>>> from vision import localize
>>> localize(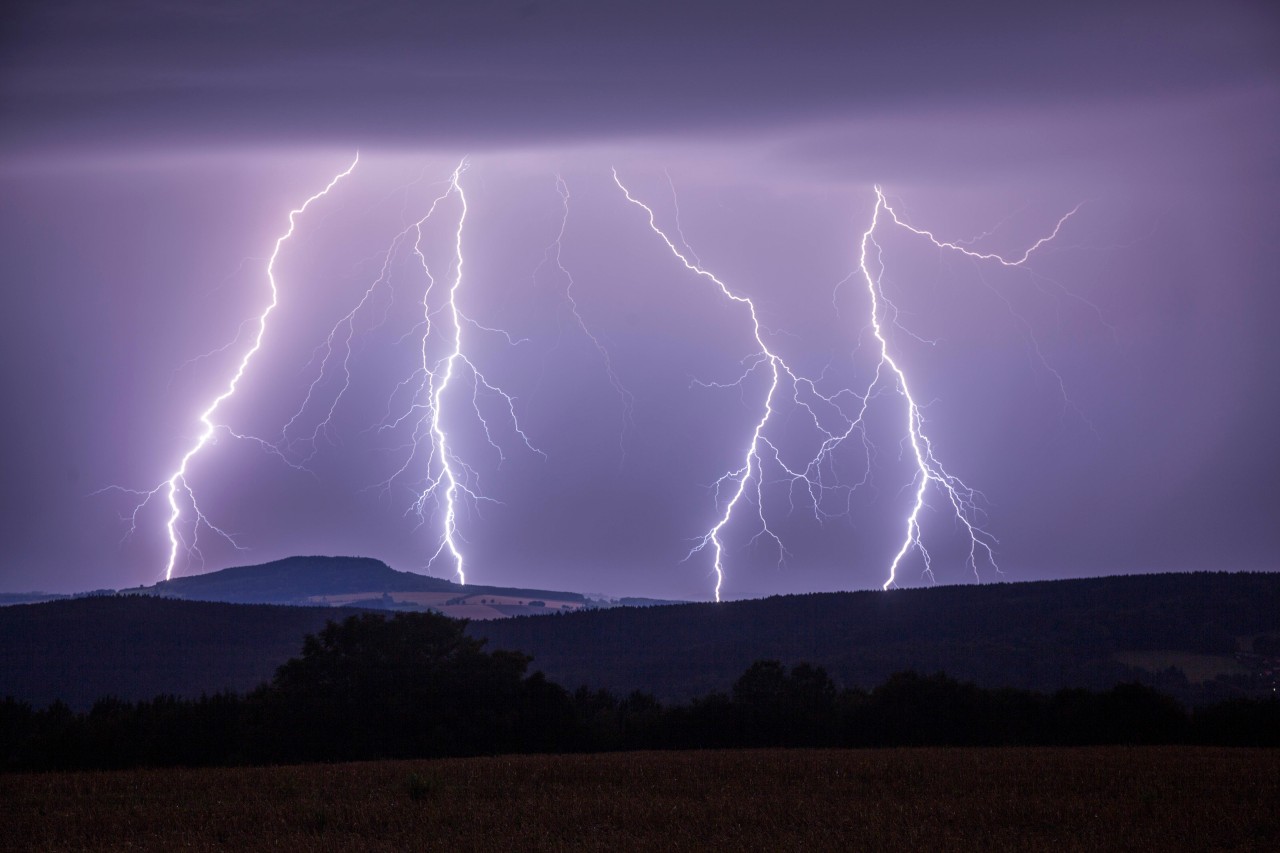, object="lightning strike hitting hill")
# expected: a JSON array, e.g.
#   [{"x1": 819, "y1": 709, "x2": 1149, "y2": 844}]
[
  {"x1": 253, "y1": 160, "x2": 541, "y2": 586},
  {"x1": 857, "y1": 187, "x2": 1080, "y2": 589},
  {"x1": 117, "y1": 156, "x2": 358, "y2": 581},
  {"x1": 376, "y1": 160, "x2": 543, "y2": 585}
]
